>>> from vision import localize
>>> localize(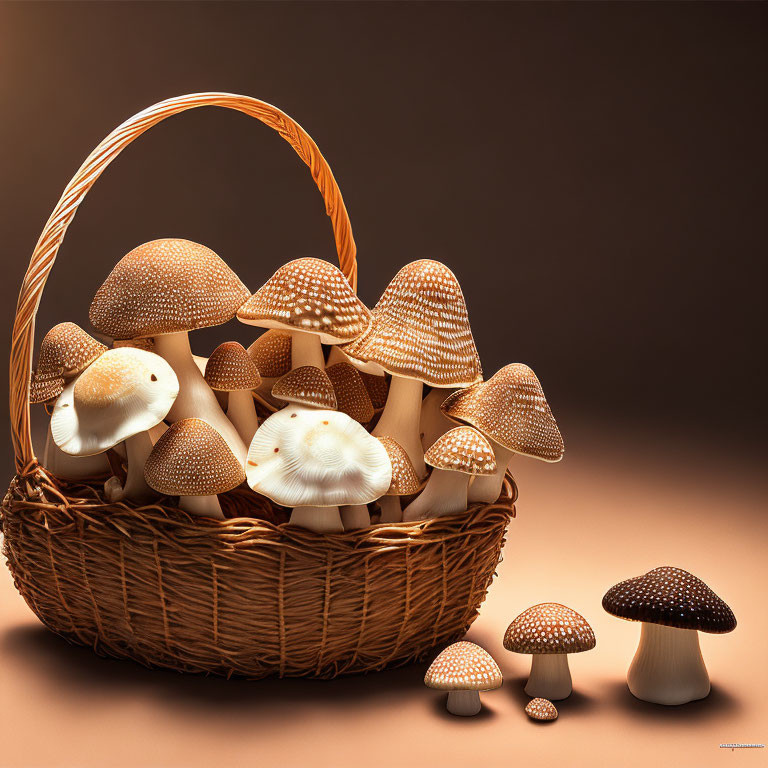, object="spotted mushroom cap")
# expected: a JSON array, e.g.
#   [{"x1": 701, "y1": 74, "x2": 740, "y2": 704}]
[
  {"x1": 89, "y1": 239, "x2": 251, "y2": 340},
  {"x1": 360, "y1": 371, "x2": 389, "y2": 409},
  {"x1": 341, "y1": 260, "x2": 482, "y2": 387},
  {"x1": 326, "y1": 363, "x2": 374, "y2": 423},
  {"x1": 504, "y1": 603, "x2": 596, "y2": 655},
  {"x1": 247, "y1": 330, "x2": 292, "y2": 378},
  {"x1": 236, "y1": 258, "x2": 370, "y2": 344},
  {"x1": 602, "y1": 566, "x2": 736, "y2": 633},
  {"x1": 272, "y1": 366, "x2": 337, "y2": 410},
  {"x1": 30, "y1": 374, "x2": 65, "y2": 405},
  {"x1": 377, "y1": 436, "x2": 420, "y2": 496},
  {"x1": 424, "y1": 426, "x2": 497, "y2": 476},
  {"x1": 424, "y1": 641, "x2": 502, "y2": 692},
  {"x1": 144, "y1": 418, "x2": 245, "y2": 497},
  {"x1": 525, "y1": 698, "x2": 558, "y2": 721},
  {"x1": 204, "y1": 342, "x2": 262, "y2": 392},
  {"x1": 32, "y1": 322, "x2": 107, "y2": 386},
  {"x1": 442, "y1": 363, "x2": 564, "y2": 463}
]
